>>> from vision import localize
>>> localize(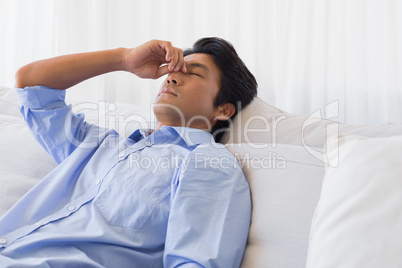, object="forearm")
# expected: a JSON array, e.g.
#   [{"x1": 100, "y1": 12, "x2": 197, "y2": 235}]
[
  {"x1": 15, "y1": 48, "x2": 128, "y2": 90},
  {"x1": 15, "y1": 39, "x2": 186, "y2": 89}
]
